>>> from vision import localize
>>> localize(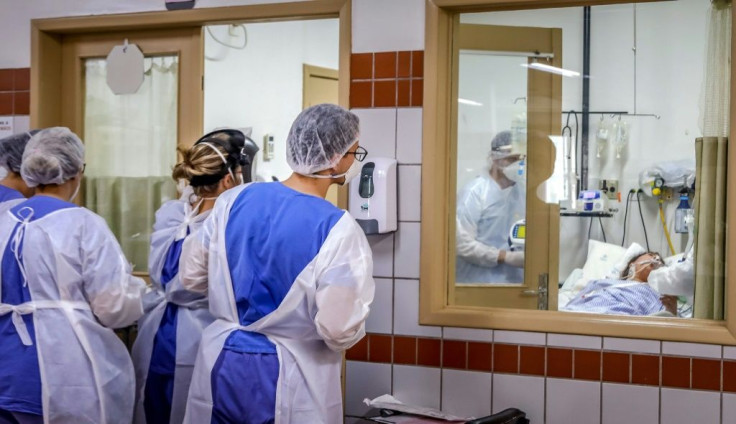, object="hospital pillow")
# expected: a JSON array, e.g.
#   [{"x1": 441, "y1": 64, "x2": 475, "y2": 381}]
[
  {"x1": 574, "y1": 240, "x2": 628, "y2": 293},
  {"x1": 606, "y1": 242, "x2": 646, "y2": 280}
]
